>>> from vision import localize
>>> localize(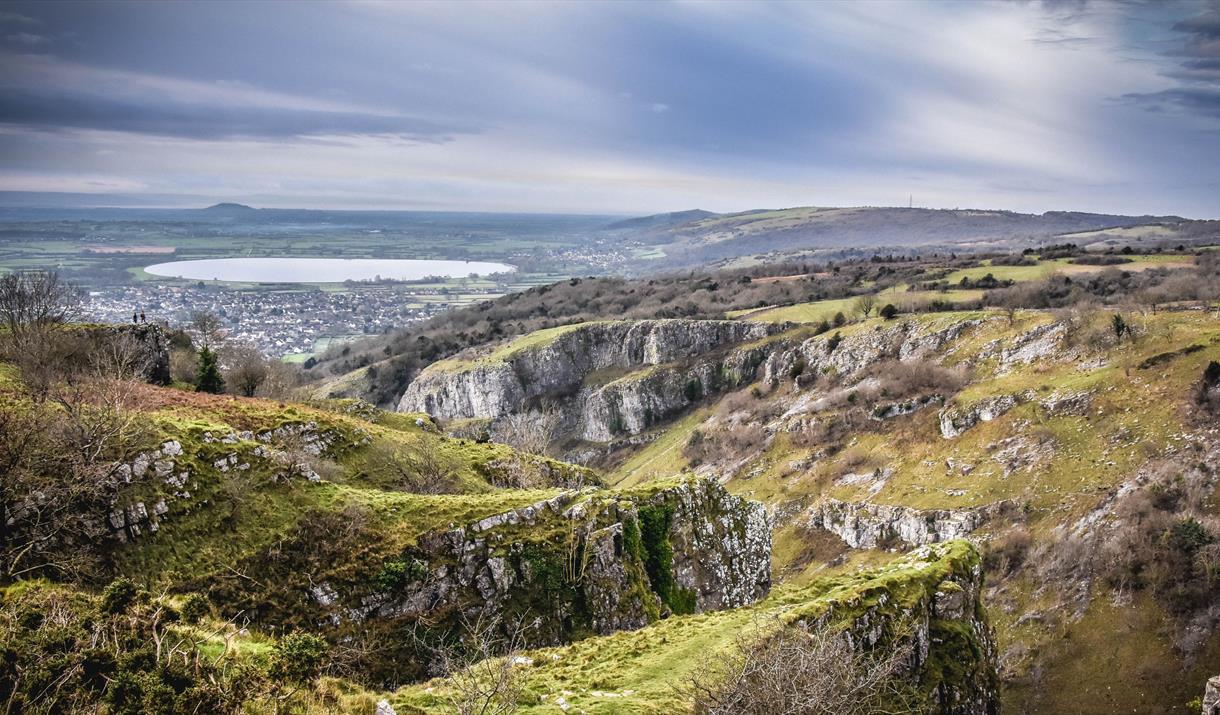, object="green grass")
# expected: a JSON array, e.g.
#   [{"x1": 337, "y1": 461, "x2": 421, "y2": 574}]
[
  {"x1": 388, "y1": 541, "x2": 982, "y2": 714},
  {"x1": 940, "y1": 255, "x2": 1193, "y2": 285},
  {"x1": 734, "y1": 287, "x2": 985, "y2": 324},
  {"x1": 607, "y1": 409, "x2": 709, "y2": 487},
  {"x1": 427, "y1": 321, "x2": 612, "y2": 373}
]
